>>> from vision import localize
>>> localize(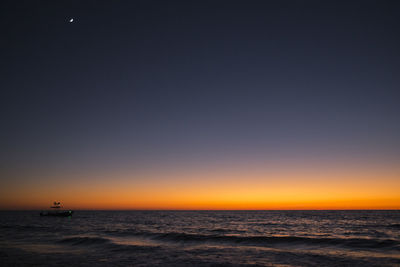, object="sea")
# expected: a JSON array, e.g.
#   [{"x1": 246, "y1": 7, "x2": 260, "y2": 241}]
[{"x1": 0, "y1": 210, "x2": 399, "y2": 266}]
